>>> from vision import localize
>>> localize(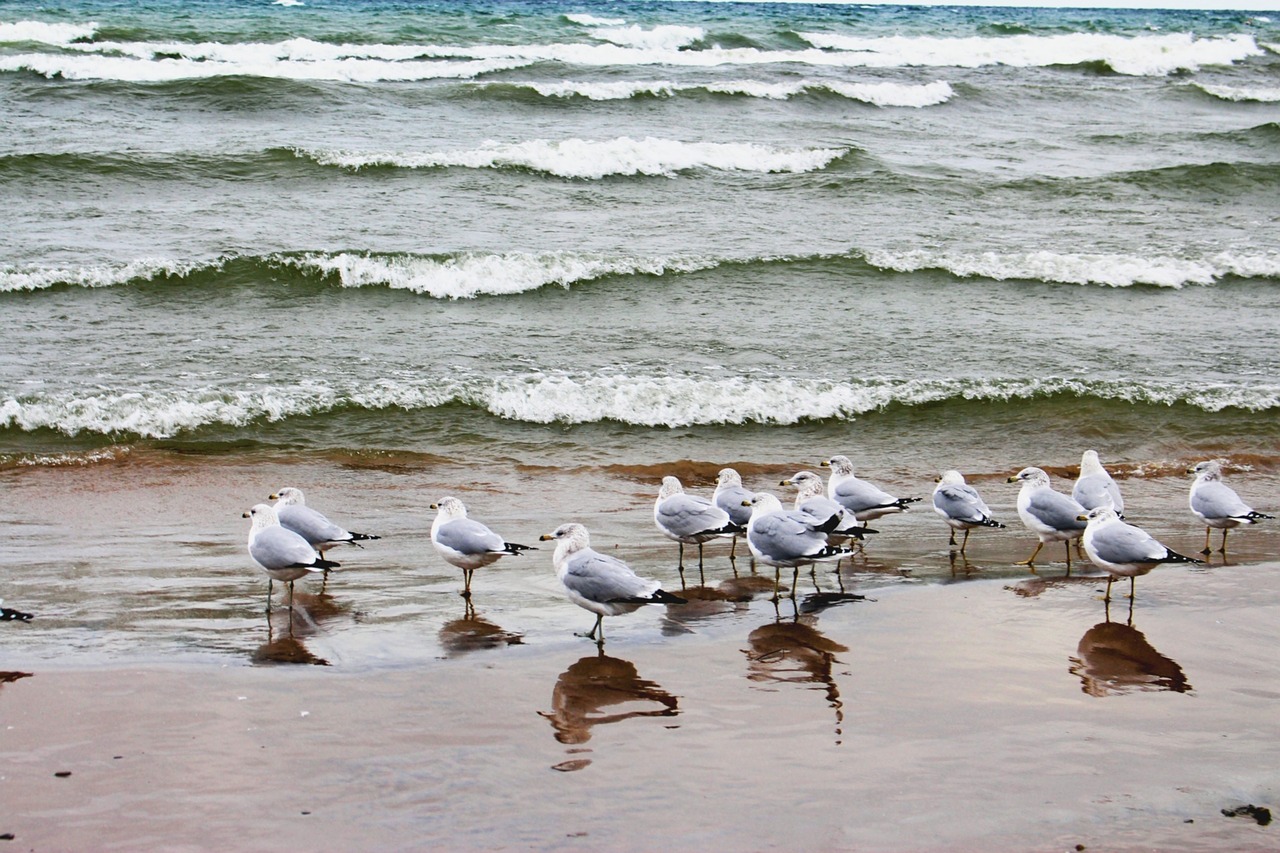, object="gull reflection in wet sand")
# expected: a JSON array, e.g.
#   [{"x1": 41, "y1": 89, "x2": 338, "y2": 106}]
[
  {"x1": 250, "y1": 592, "x2": 336, "y2": 666},
  {"x1": 439, "y1": 600, "x2": 524, "y2": 656},
  {"x1": 1069, "y1": 603, "x2": 1191, "y2": 697},
  {"x1": 540, "y1": 648, "x2": 678, "y2": 772},
  {"x1": 745, "y1": 605, "x2": 850, "y2": 744}
]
